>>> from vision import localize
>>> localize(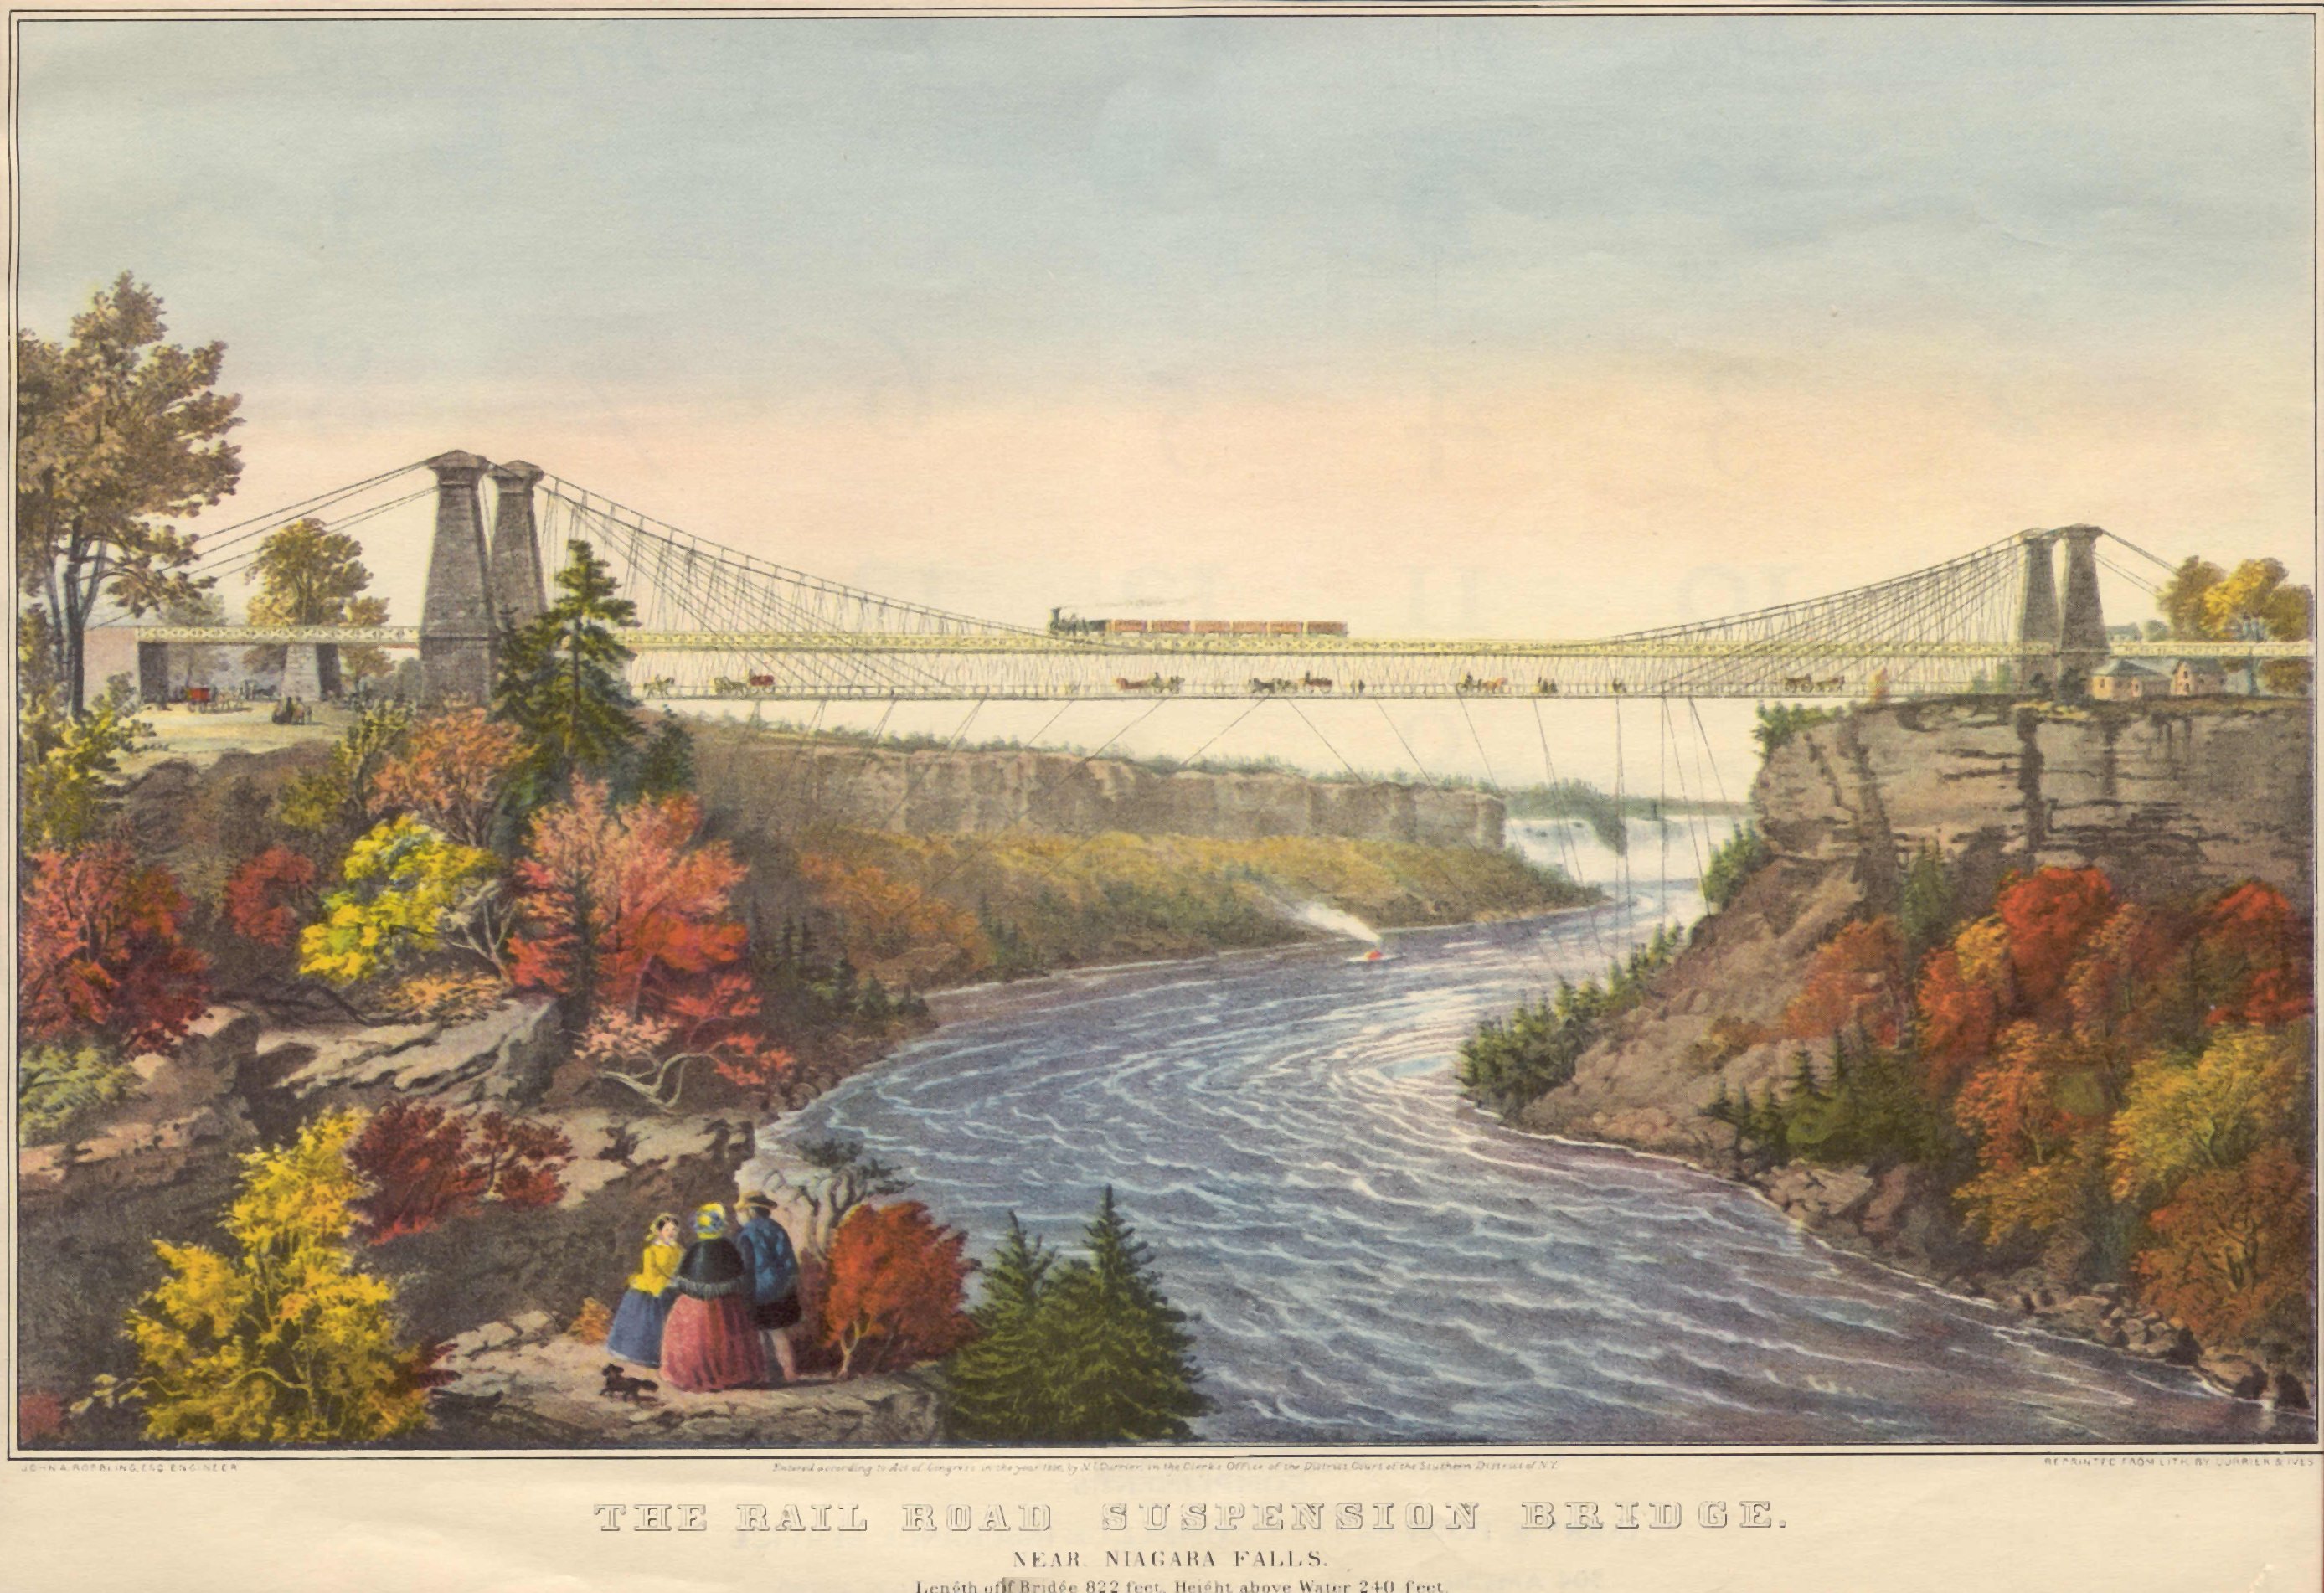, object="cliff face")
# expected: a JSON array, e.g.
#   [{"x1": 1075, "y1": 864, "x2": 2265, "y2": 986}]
[
  {"x1": 689, "y1": 723, "x2": 1505, "y2": 848},
  {"x1": 1519, "y1": 699, "x2": 2314, "y2": 1157}
]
